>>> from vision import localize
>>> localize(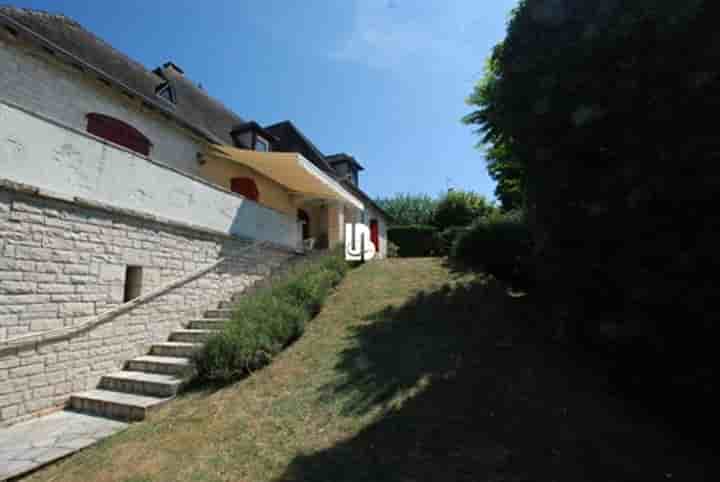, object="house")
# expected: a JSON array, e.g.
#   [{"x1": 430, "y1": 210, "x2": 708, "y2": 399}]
[
  {"x1": 0, "y1": 6, "x2": 388, "y2": 256},
  {"x1": 0, "y1": 7, "x2": 388, "y2": 428}
]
